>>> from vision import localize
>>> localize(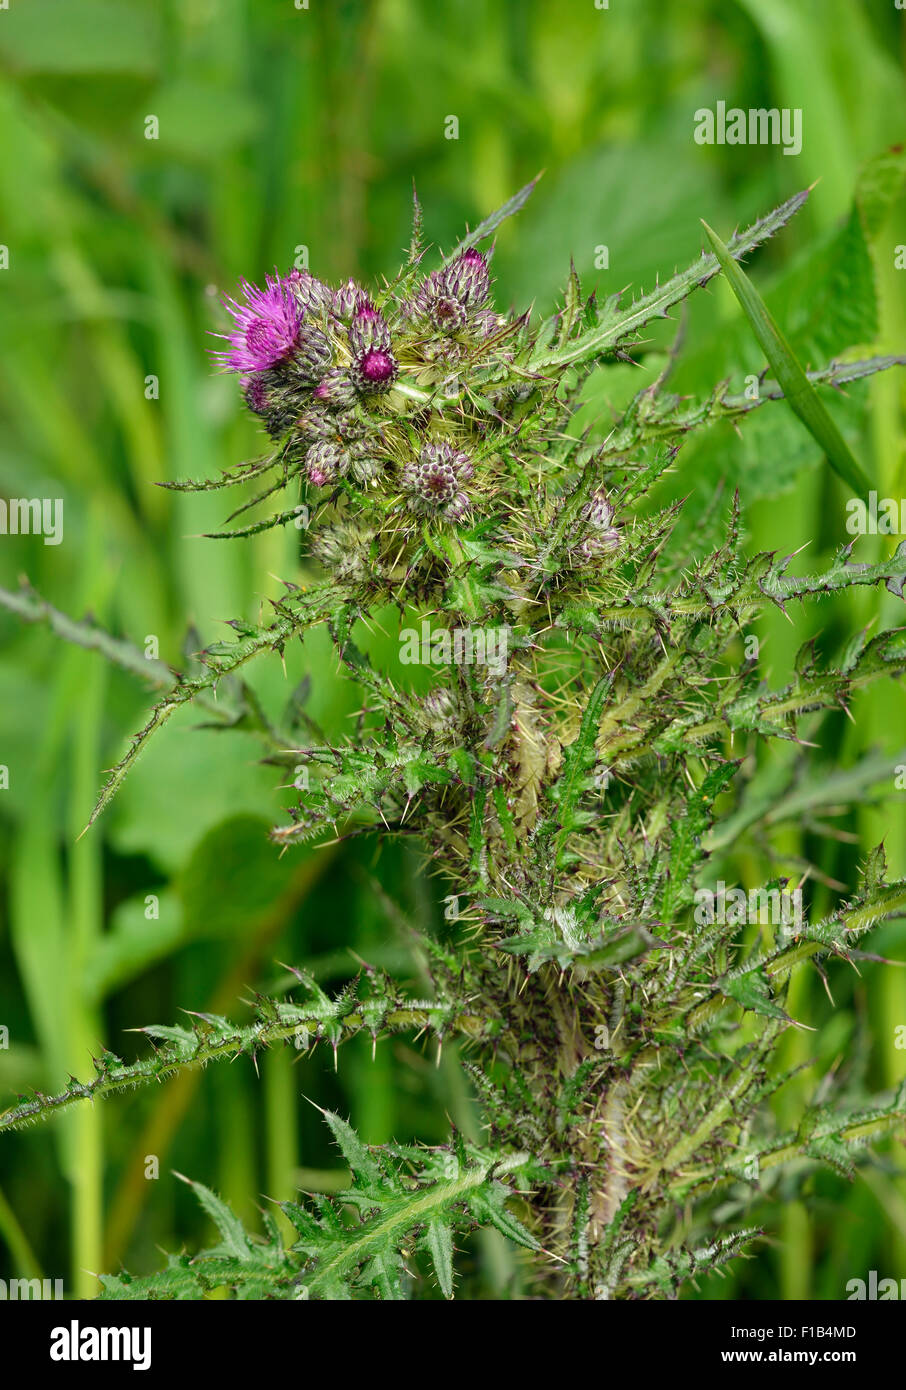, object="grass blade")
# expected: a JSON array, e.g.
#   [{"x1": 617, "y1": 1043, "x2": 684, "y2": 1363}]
[{"x1": 701, "y1": 219, "x2": 871, "y2": 495}]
